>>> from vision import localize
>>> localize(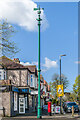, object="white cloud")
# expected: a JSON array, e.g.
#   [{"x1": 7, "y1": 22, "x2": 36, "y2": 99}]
[
  {"x1": 32, "y1": 61, "x2": 38, "y2": 66},
  {"x1": 43, "y1": 57, "x2": 58, "y2": 69},
  {"x1": 20, "y1": 57, "x2": 58, "y2": 72},
  {"x1": 20, "y1": 61, "x2": 38, "y2": 66},
  {"x1": 20, "y1": 61, "x2": 31, "y2": 66},
  {"x1": 0, "y1": 0, "x2": 48, "y2": 31}
]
